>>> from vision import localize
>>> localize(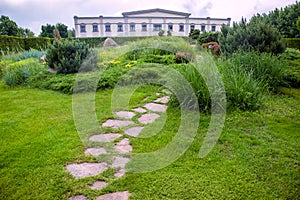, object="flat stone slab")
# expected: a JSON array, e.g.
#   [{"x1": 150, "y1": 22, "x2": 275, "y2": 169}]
[
  {"x1": 66, "y1": 162, "x2": 108, "y2": 179},
  {"x1": 144, "y1": 103, "x2": 167, "y2": 112},
  {"x1": 138, "y1": 113, "x2": 160, "y2": 124},
  {"x1": 115, "y1": 111, "x2": 135, "y2": 119},
  {"x1": 132, "y1": 107, "x2": 147, "y2": 113},
  {"x1": 162, "y1": 89, "x2": 172, "y2": 94},
  {"x1": 114, "y1": 169, "x2": 126, "y2": 178},
  {"x1": 89, "y1": 133, "x2": 122, "y2": 142},
  {"x1": 114, "y1": 138, "x2": 132, "y2": 153},
  {"x1": 84, "y1": 147, "x2": 107, "y2": 156},
  {"x1": 154, "y1": 96, "x2": 170, "y2": 104},
  {"x1": 69, "y1": 195, "x2": 88, "y2": 200},
  {"x1": 96, "y1": 191, "x2": 130, "y2": 200},
  {"x1": 90, "y1": 181, "x2": 108, "y2": 190},
  {"x1": 111, "y1": 156, "x2": 130, "y2": 169},
  {"x1": 102, "y1": 119, "x2": 134, "y2": 128},
  {"x1": 125, "y1": 126, "x2": 144, "y2": 137}
]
